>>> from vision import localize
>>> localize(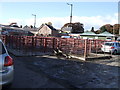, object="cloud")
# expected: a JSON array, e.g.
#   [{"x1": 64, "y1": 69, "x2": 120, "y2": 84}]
[
  {"x1": 4, "y1": 13, "x2": 118, "y2": 31},
  {"x1": 37, "y1": 17, "x2": 70, "y2": 28},
  {"x1": 72, "y1": 14, "x2": 117, "y2": 30}
]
